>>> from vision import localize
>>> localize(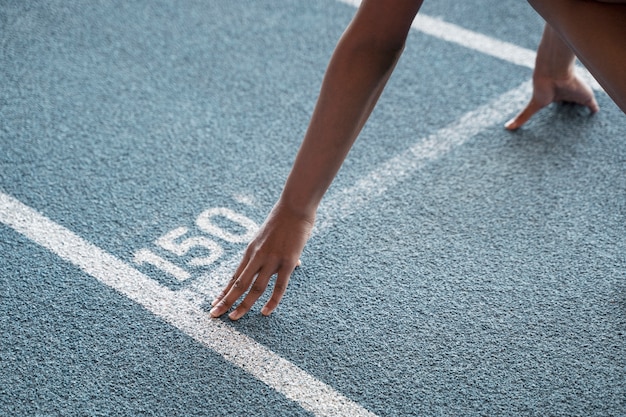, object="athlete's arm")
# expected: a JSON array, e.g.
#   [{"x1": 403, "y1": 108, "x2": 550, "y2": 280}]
[{"x1": 210, "y1": 0, "x2": 424, "y2": 320}]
